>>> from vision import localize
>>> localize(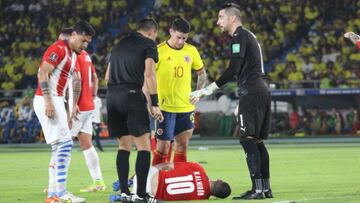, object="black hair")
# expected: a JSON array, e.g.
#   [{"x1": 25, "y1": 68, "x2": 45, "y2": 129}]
[
  {"x1": 73, "y1": 20, "x2": 95, "y2": 36},
  {"x1": 170, "y1": 17, "x2": 190, "y2": 33},
  {"x1": 60, "y1": 27, "x2": 73, "y2": 35},
  {"x1": 137, "y1": 17, "x2": 158, "y2": 31},
  {"x1": 221, "y1": 1, "x2": 241, "y2": 10},
  {"x1": 212, "y1": 180, "x2": 231, "y2": 199}
]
